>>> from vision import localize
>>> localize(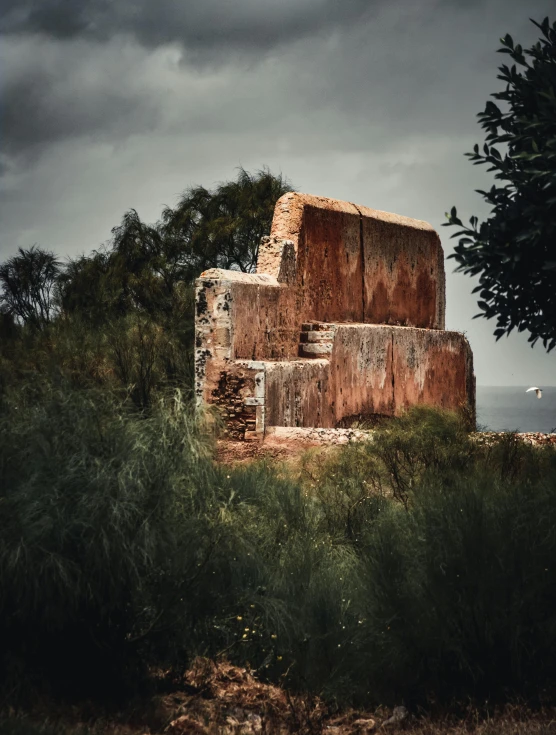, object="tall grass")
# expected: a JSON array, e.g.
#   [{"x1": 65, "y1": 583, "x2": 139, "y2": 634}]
[
  {"x1": 0, "y1": 383, "x2": 212, "y2": 699},
  {"x1": 2, "y1": 394, "x2": 556, "y2": 709},
  {"x1": 0, "y1": 305, "x2": 195, "y2": 410}
]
